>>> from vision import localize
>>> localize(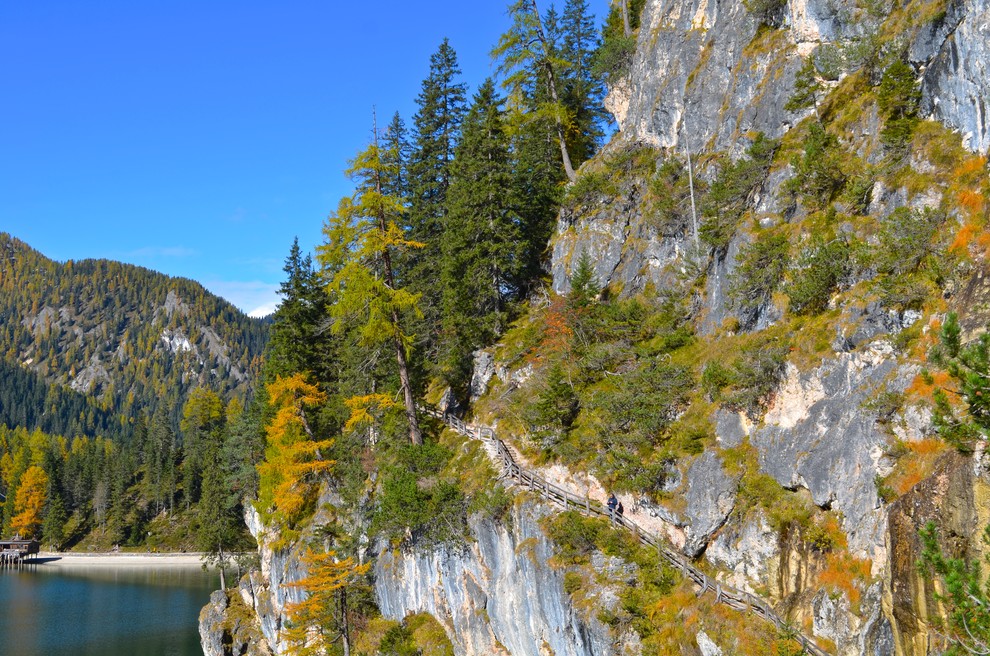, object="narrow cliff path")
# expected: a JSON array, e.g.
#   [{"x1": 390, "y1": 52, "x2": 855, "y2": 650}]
[{"x1": 423, "y1": 407, "x2": 831, "y2": 656}]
